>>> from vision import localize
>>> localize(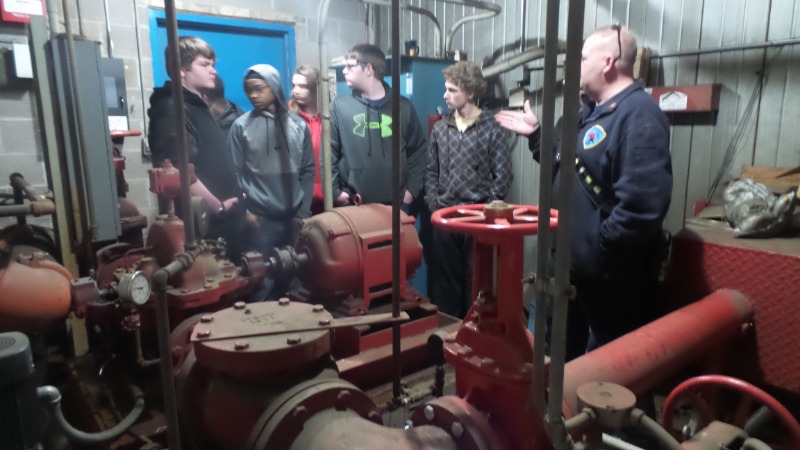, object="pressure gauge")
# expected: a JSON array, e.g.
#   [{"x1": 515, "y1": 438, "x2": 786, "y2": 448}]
[{"x1": 118, "y1": 271, "x2": 152, "y2": 306}]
